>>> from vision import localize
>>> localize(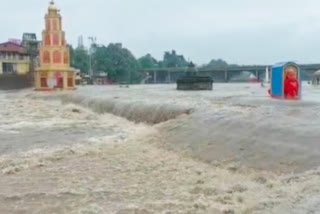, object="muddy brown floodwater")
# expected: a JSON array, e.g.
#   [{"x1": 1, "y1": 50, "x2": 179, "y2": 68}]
[{"x1": 0, "y1": 84, "x2": 320, "y2": 214}]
